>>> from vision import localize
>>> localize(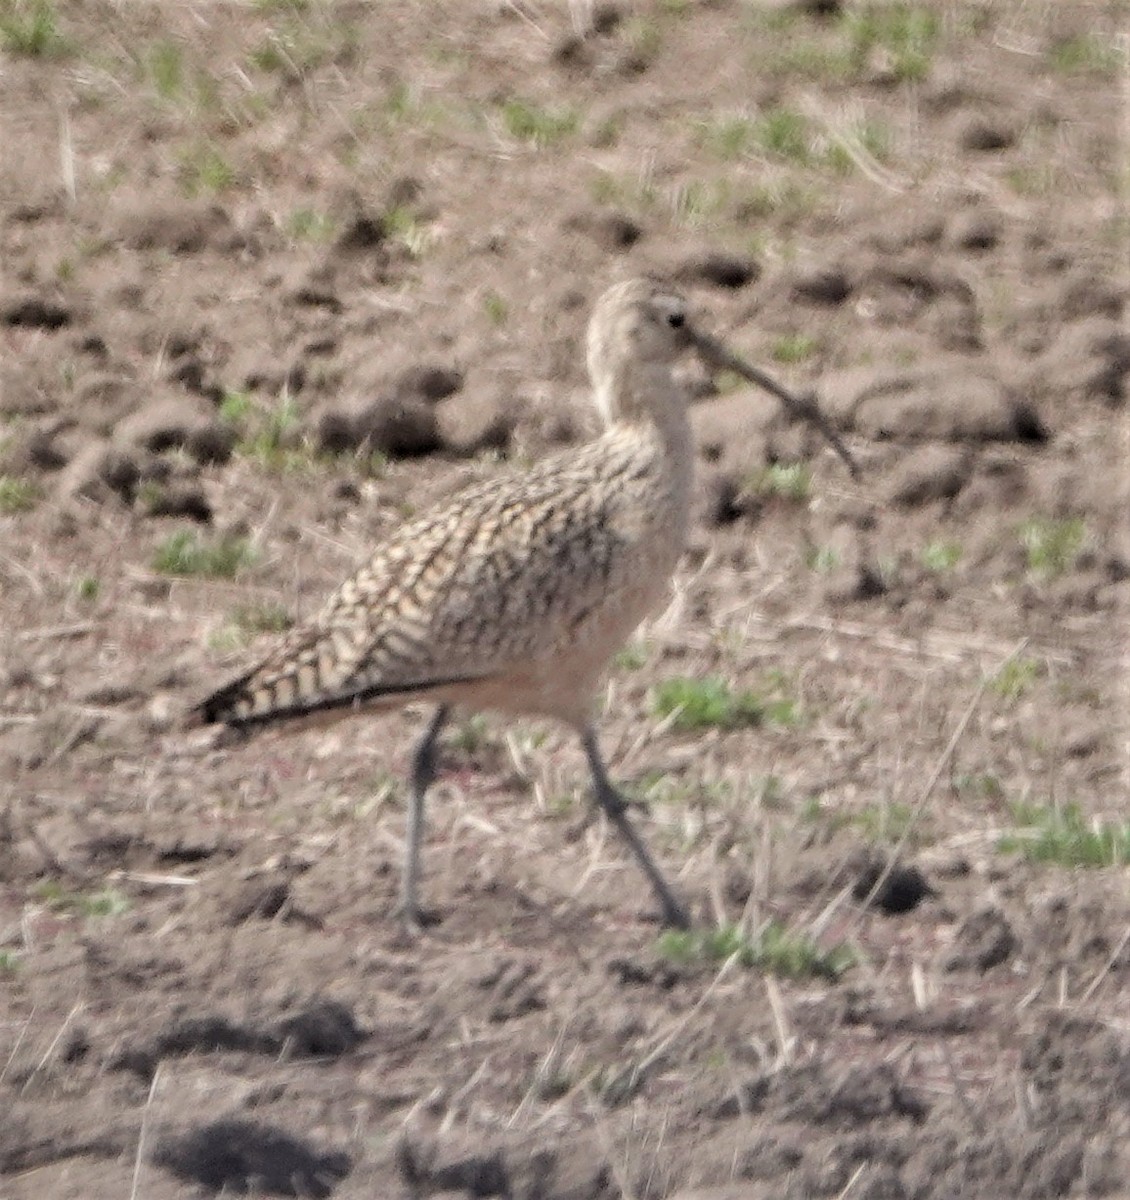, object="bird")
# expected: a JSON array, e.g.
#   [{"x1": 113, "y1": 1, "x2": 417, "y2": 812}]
[{"x1": 192, "y1": 276, "x2": 858, "y2": 932}]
